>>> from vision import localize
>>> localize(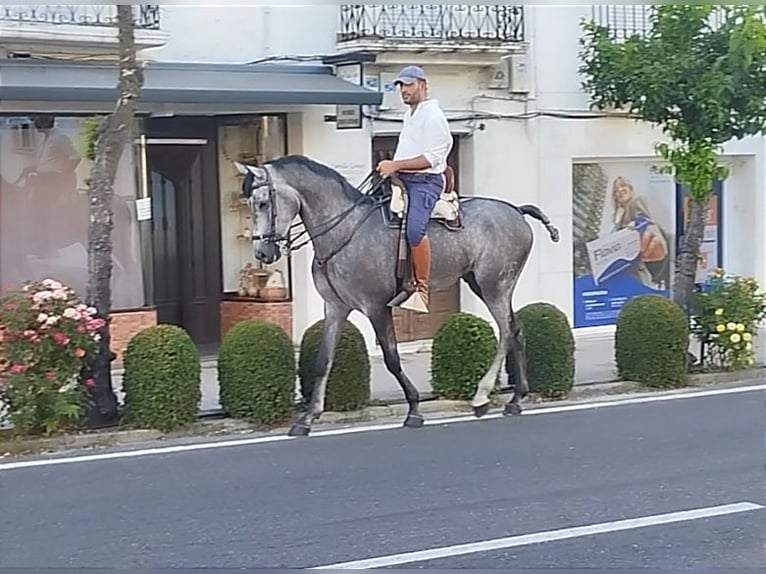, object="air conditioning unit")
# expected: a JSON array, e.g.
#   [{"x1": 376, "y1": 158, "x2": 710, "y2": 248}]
[{"x1": 487, "y1": 53, "x2": 530, "y2": 94}]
